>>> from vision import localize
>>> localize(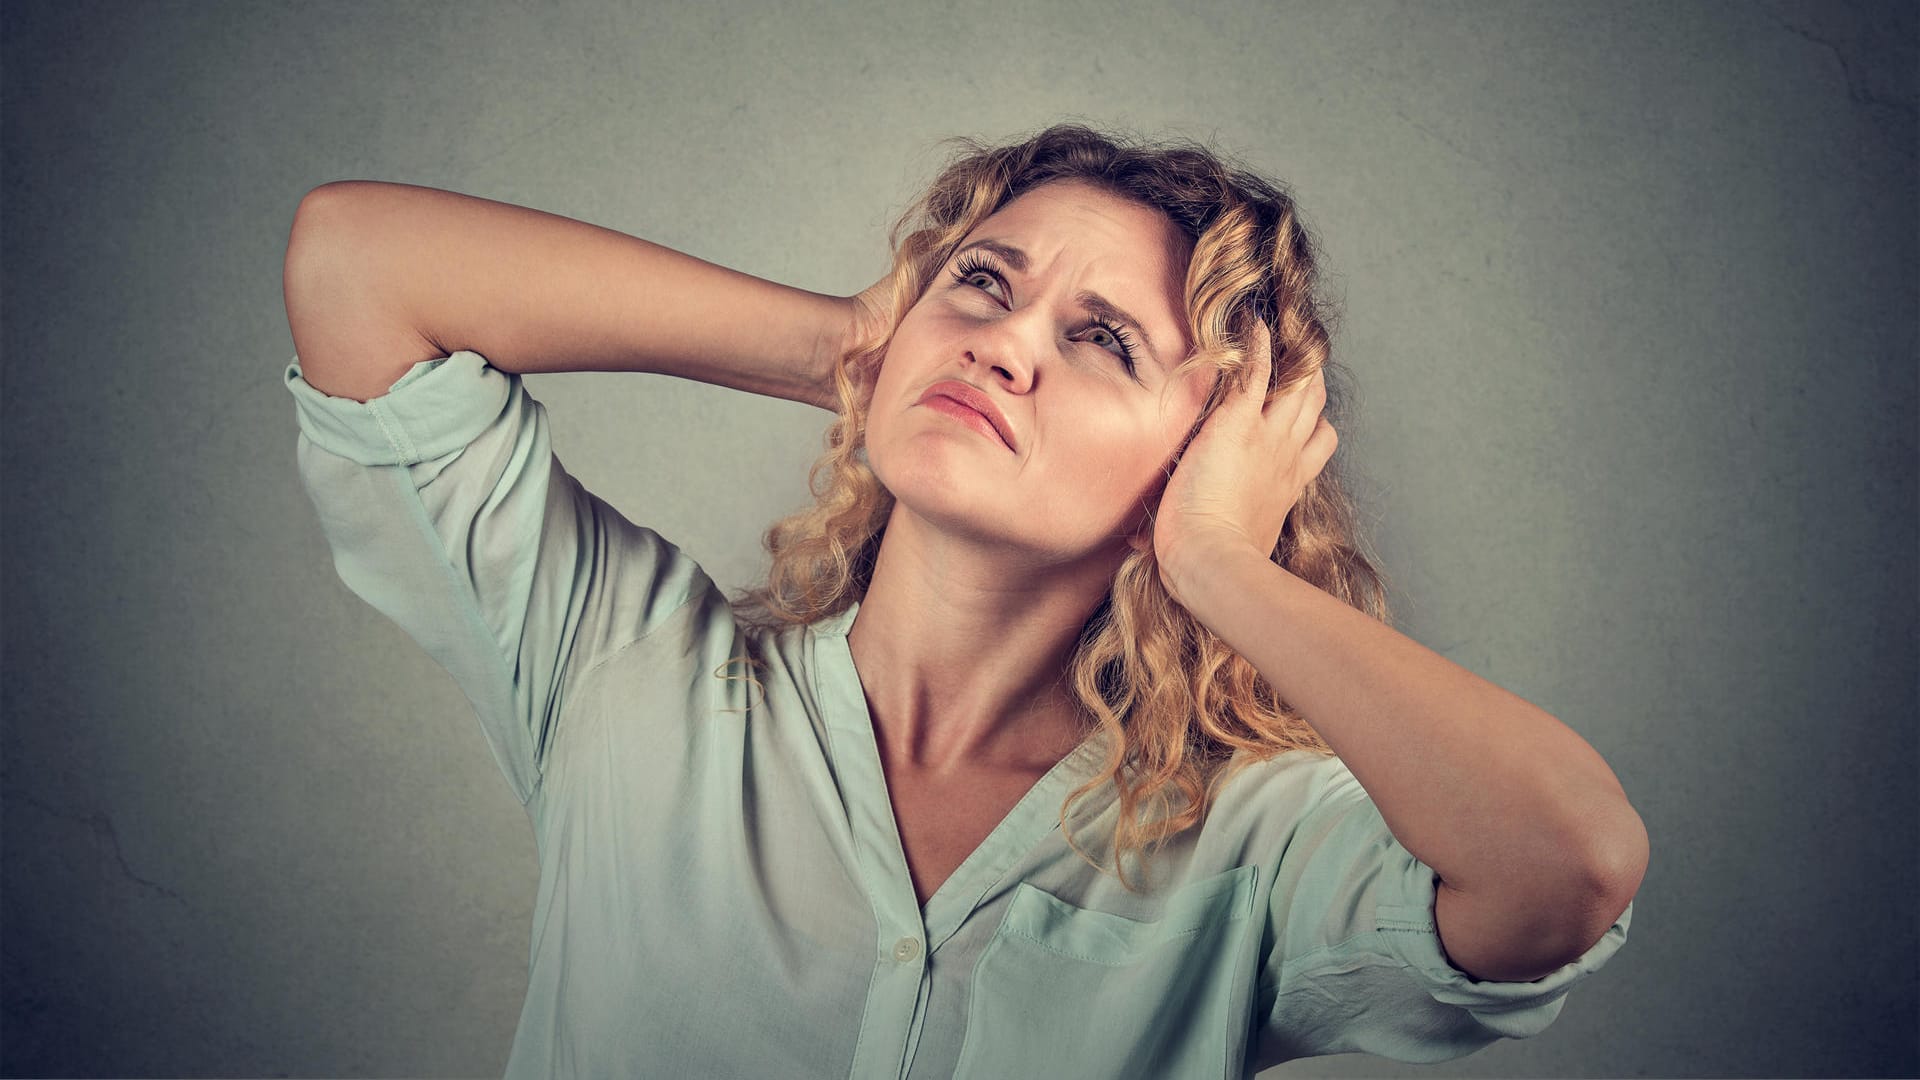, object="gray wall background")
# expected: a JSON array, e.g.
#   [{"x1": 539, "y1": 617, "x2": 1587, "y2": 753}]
[{"x1": 3, "y1": 0, "x2": 1913, "y2": 1076}]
